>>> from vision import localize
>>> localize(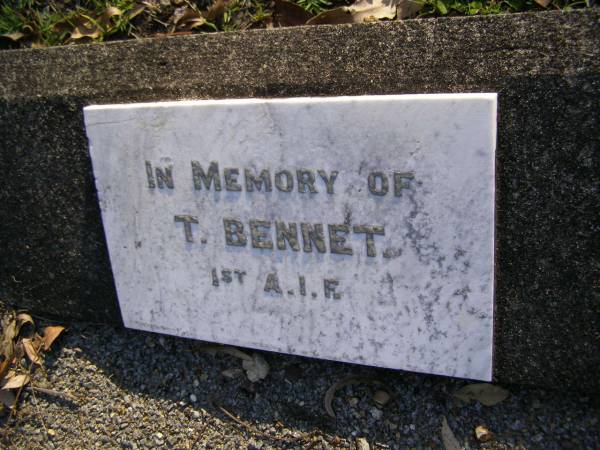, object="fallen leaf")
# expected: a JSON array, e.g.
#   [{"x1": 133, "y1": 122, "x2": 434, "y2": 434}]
[
  {"x1": 306, "y1": 7, "x2": 354, "y2": 25},
  {"x1": 0, "y1": 315, "x2": 17, "y2": 359},
  {"x1": 42, "y1": 326, "x2": 65, "y2": 351},
  {"x1": 13, "y1": 340, "x2": 24, "y2": 363},
  {"x1": 0, "y1": 359, "x2": 11, "y2": 381},
  {"x1": 1, "y1": 374, "x2": 30, "y2": 390},
  {"x1": 173, "y1": 7, "x2": 206, "y2": 31},
  {"x1": 1, "y1": 31, "x2": 25, "y2": 42},
  {"x1": 441, "y1": 417, "x2": 462, "y2": 450},
  {"x1": 126, "y1": 4, "x2": 147, "y2": 20},
  {"x1": 51, "y1": 20, "x2": 72, "y2": 34},
  {"x1": 98, "y1": 6, "x2": 123, "y2": 28},
  {"x1": 395, "y1": 0, "x2": 424, "y2": 19},
  {"x1": 242, "y1": 352, "x2": 269, "y2": 382},
  {"x1": 356, "y1": 437, "x2": 370, "y2": 450},
  {"x1": 0, "y1": 389, "x2": 16, "y2": 408},
  {"x1": 200, "y1": 344, "x2": 253, "y2": 361},
  {"x1": 534, "y1": 0, "x2": 551, "y2": 6},
  {"x1": 204, "y1": 0, "x2": 227, "y2": 22},
  {"x1": 31, "y1": 333, "x2": 43, "y2": 352},
  {"x1": 141, "y1": 0, "x2": 161, "y2": 13},
  {"x1": 274, "y1": 0, "x2": 313, "y2": 26},
  {"x1": 221, "y1": 368, "x2": 244, "y2": 379},
  {"x1": 307, "y1": 0, "x2": 422, "y2": 25},
  {"x1": 16, "y1": 313, "x2": 34, "y2": 332},
  {"x1": 22, "y1": 338, "x2": 42, "y2": 365},
  {"x1": 70, "y1": 14, "x2": 102, "y2": 40},
  {"x1": 454, "y1": 383, "x2": 509, "y2": 406},
  {"x1": 28, "y1": 386, "x2": 78, "y2": 403},
  {"x1": 324, "y1": 376, "x2": 392, "y2": 418},
  {"x1": 475, "y1": 425, "x2": 493, "y2": 442}
]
